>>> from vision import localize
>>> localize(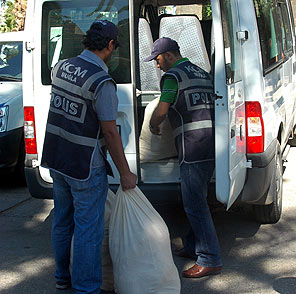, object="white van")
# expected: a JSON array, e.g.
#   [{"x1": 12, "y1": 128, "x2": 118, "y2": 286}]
[
  {"x1": 23, "y1": 0, "x2": 296, "y2": 224},
  {"x1": 0, "y1": 31, "x2": 26, "y2": 182}
]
